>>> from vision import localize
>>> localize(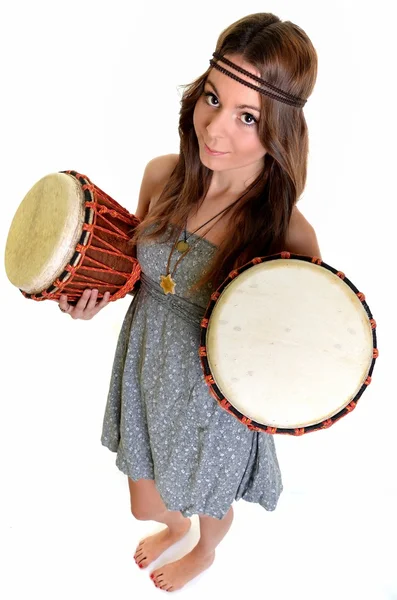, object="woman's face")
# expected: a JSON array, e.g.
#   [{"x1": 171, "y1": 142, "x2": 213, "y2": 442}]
[{"x1": 193, "y1": 54, "x2": 267, "y2": 174}]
